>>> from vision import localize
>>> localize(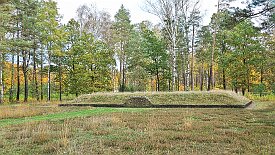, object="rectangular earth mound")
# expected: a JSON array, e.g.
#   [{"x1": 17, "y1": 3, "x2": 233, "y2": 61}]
[
  {"x1": 59, "y1": 101, "x2": 253, "y2": 108},
  {"x1": 60, "y1": 91, "x2": 252, "y2": 108}
]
